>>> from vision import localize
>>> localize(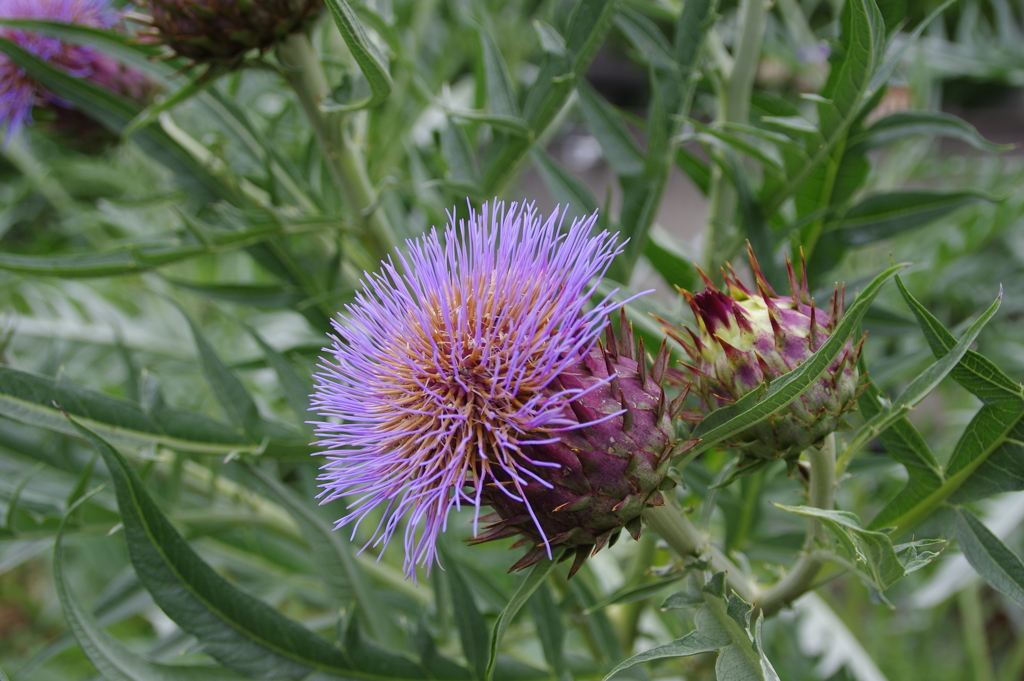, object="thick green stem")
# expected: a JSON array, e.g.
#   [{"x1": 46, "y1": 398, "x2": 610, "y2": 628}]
[
  {"x1": 758, "y1": 434, "x2": 837, "y2": 616},
  {"x1": 961, "y1": 582, "x2": 997, "y2": 681},
  {"x1": 644, "y1": 499, "x2": 759, "y2": 604},
  {"x1": 702, "y1": 0, "x2": 766, "y2": 274},
  {"x1": 277, "y1": 33, "x2": 397, "y2": 260}
]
